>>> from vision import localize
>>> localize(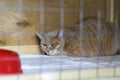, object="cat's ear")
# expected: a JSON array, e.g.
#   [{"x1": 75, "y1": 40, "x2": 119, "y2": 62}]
[
  {"x1": 36, "y1": 32, "x2": 44, "y2": 40},
  {"x1": 55, "y1": 29, "x2": 64, "y2": 38},
  {"x1": 55, "y1": 32, "x2": 59, "y2": 38}
]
